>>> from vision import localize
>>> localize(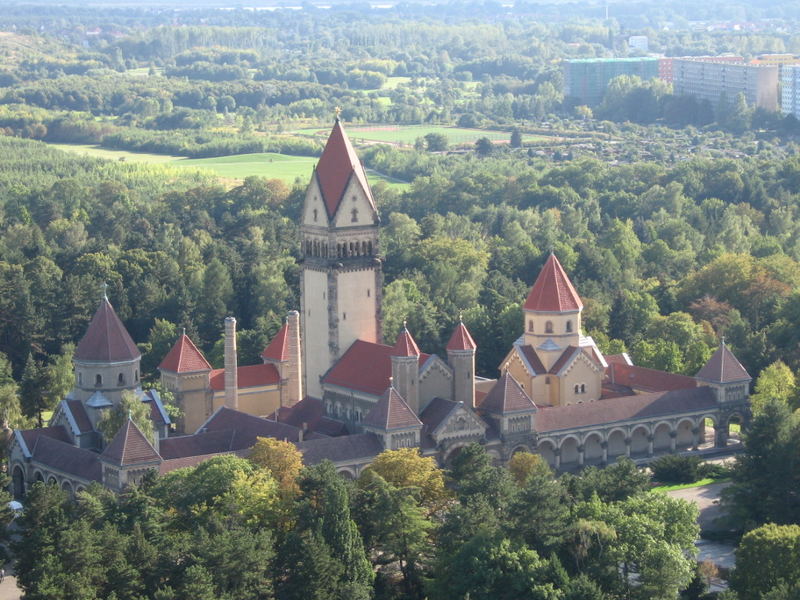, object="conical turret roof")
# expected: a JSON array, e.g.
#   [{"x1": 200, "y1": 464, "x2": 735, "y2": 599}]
[
  {"x1": 446, "y1": 321, "x2": 477, "y2": 352},
  {"x1": 314, "y1": 119, "x2": 374, "y2": 219},
  {"x1": 100, "y1": 418, "x2": 160, "y2": 467},
  {"x1": 159, "y1": 333, "x2": 212, "y2": 373},
  {"x1": 696, "y1": 341, "x2": 751, "y2": 383},
  {"x1": 393, "y1": 326, "x2": 420, "y2": 357},
  {"x1": 261, "y1": 322, "x2": 289, "y2": 363},
  {"x1": 524, "y1": 253, "x2": 583, "y2": 312},
  {"x1": 363, "y1": 386, "x2": 422, "y2": 431},
  {"x1": 75, "y1": 297, "x2": 140, "y2": 363}
]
